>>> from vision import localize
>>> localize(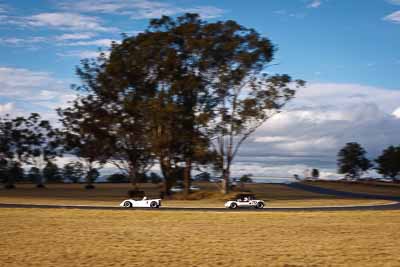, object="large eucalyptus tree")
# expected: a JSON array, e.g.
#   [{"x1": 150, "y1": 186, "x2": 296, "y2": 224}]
[{"x1": 61, "y1": 13, "x2": 304, "y2": 195}]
